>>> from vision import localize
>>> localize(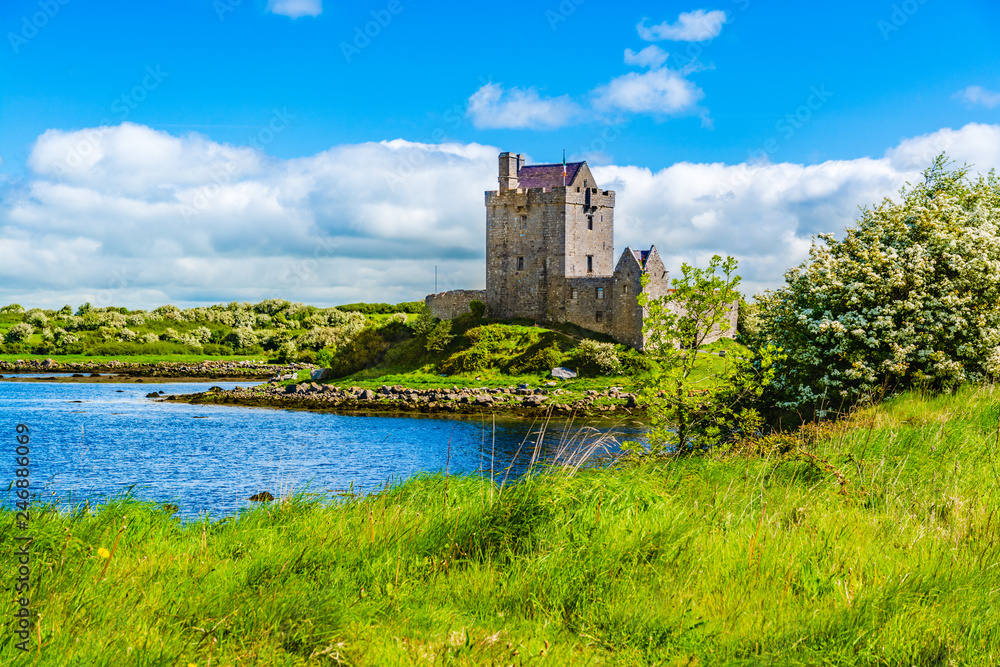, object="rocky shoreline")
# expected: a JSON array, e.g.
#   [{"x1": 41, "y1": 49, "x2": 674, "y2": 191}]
[
  {"x1": 172, "y1": 381, "x2": 645, "y2": 420},
  {"x1": 0, "y1": 358, "x2": 309, "y2": 380}
]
